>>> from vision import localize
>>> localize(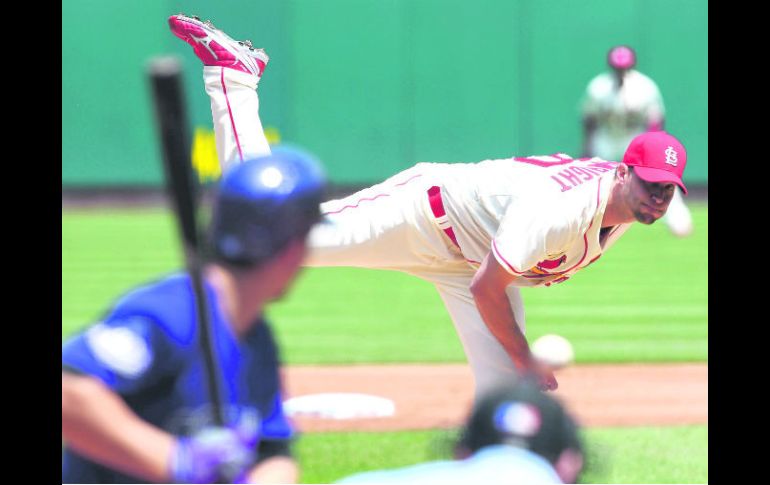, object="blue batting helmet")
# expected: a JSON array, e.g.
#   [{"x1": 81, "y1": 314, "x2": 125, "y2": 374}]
[{"x1": 207, "y1": 146, "x2": 327, "y2": 267}]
